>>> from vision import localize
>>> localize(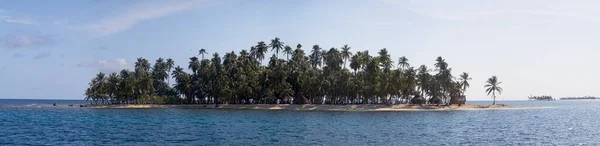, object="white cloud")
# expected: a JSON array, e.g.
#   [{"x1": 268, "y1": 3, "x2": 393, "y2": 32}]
[
  {"x1": 87, "y1": 0, "x2": 203, "y2": 37},
  {"x1": 415, "y1": 9, "x2": 600, "y2": 22},
  {"x1": 77, "y1": 58, "x2": 132, "y2": 72},
  {"x1": 0, "y1": 15, "x2": 36, "y2": 25},
  {"x1": 1, "y1": 34, "x2": 55, "y2": 49}
]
